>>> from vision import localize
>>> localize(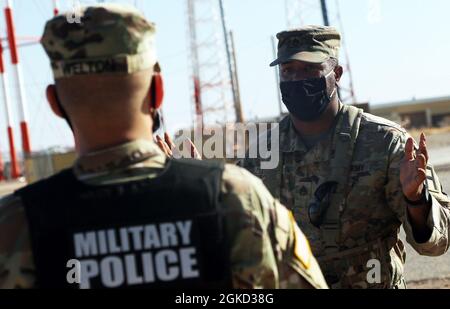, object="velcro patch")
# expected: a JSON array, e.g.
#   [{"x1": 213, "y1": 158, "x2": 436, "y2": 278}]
[{"x1": 289, "y1": 212, "x2": 312, "y2": 269}]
